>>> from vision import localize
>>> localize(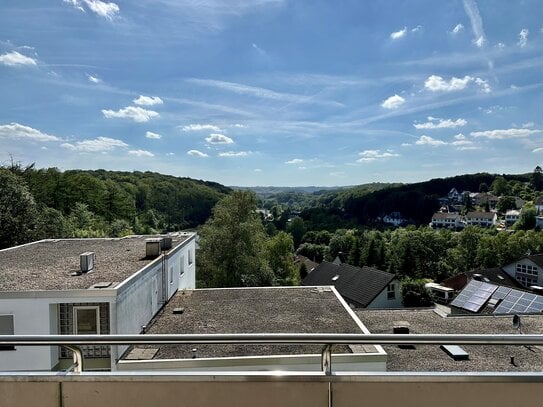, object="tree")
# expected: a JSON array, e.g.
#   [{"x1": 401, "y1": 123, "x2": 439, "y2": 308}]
[
  {"x1": 491, "y1": 176, "x2": 509, "y2": 196},
  {"x1": 287, "y1": 216, "x2": 306, "y2": 249},
  {"x1": 0, "y1": 169, "x2": 38, "y2": 249},
  {"x1": 401, "y1": 279, "x2": 434, "y2": 307},
  {"x1": 496, "y1": 196, "x2": 517, "y2": 214},
  {"x1": 515, "y1": 206, "x2": 537, "y2": 230},
  {"x1": 532, "y1": 166, "x2": 543, "y2": 191},
  {"x1": 198, "y1": 191, "x2": 272, "y2": 287},
  {"x1": 266, "y1": 231, "x2": 297, "y2": 285}
]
